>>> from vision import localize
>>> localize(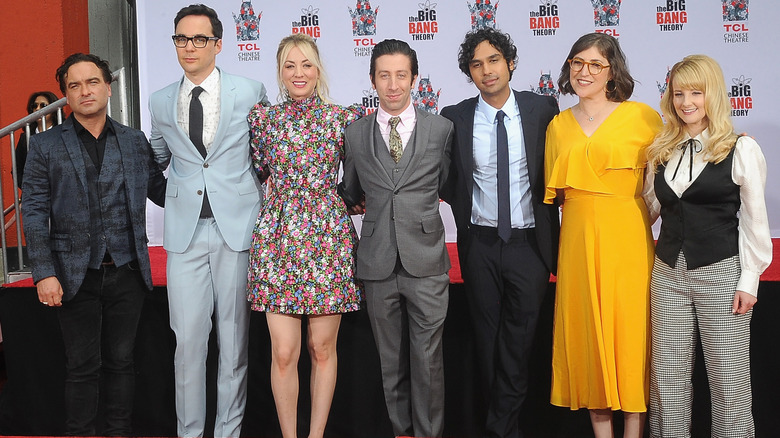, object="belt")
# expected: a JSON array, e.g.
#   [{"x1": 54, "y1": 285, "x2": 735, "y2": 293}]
[
  {"x1": 101, "y1": 252, "x2": 114, "y2": 266},
  {"x1": 469, "y1": 224, "x2": 534, "y2": 241}
]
